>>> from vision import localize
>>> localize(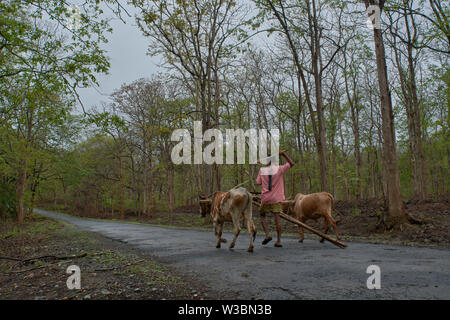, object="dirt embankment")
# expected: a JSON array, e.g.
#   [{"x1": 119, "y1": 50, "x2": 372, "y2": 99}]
[
  {"x1": 39, "y1": 195, "x2": 450, "y2": 248},
  {"x1": 0, "y1": 216, "x2": 229, "y2": 300},
  {"x1": 330, "y1": 196, "x2": 450, "y2": 246}
]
